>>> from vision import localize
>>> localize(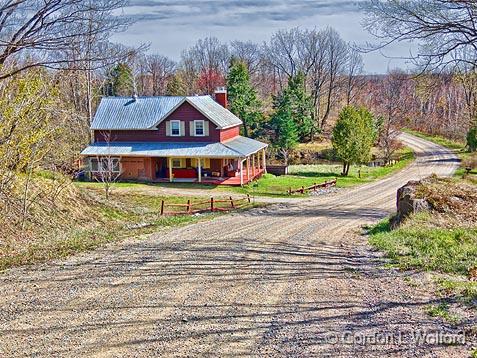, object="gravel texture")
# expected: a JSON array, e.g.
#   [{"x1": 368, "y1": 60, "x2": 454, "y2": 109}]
[{"x1": 0, "y1": 133, "x2": 470, "y2": 357}]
